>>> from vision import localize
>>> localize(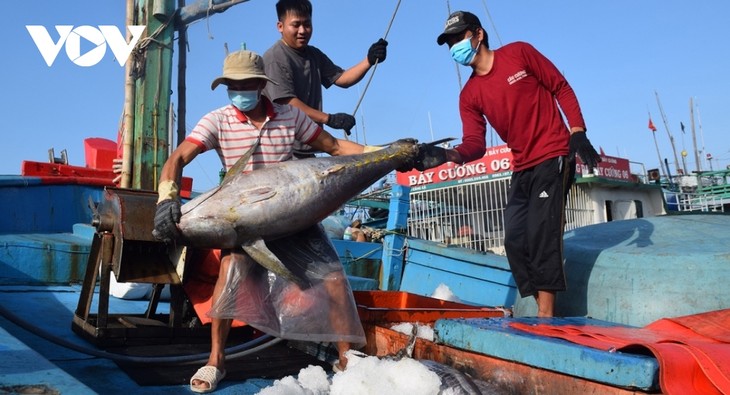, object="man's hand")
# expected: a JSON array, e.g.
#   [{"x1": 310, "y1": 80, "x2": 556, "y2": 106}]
[
  {"x1": 569, "y1": 132, "x2": 602, "y2": 172},
  {"x1": 326, "y1": 113, "x2": 356, "y2": 136},
  {"x1": 367, "y1": 38, "x2": 388, "y2": 66},
  {"x1": 112, "y1": 158, "x2": 123, "y2": 185},
  {"x1": 152, "y1": 199, "x2": 181, "y2": 243},
  {"x1": 413, "y1": 143, "x2": 450, "y2": 171}
]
